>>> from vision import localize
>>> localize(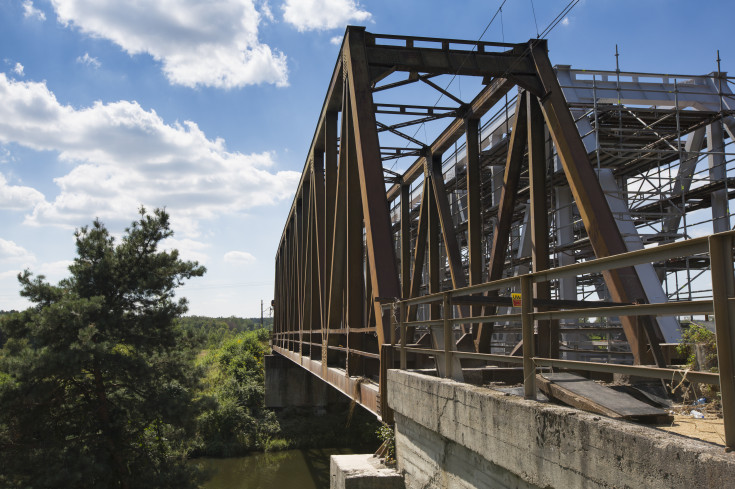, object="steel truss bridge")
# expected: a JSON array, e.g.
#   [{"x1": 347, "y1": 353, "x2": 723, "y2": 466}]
[{"x1": 271, "y1": 27, "x2": 735, "y2": 430}]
